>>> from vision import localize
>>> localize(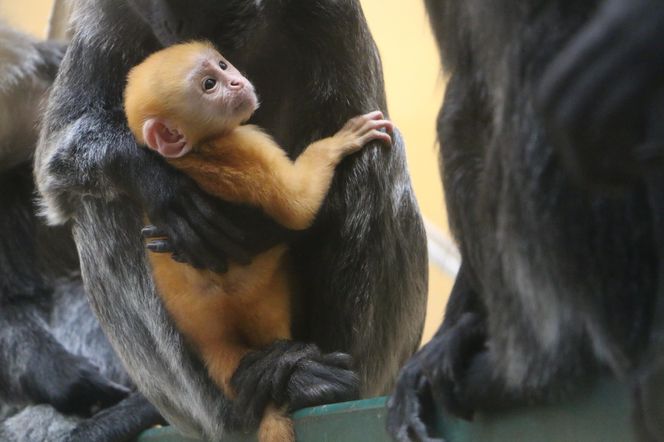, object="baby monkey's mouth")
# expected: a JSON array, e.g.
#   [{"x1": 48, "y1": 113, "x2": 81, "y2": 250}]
[{"x1": 228, "y1": 90, "x2": 258, "y2": 115}]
